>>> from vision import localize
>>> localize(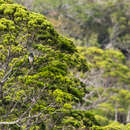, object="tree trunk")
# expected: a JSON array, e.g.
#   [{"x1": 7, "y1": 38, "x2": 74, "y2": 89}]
[
  {"x1": 127, "y1": 109, "x2": 130, "y2": 122},
  {"x1": 115, "y1": 106, "x2": 118, "y2": 122},
  {"x1": 0, "y1": 82, "x2": 3, "y2": 99}
]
